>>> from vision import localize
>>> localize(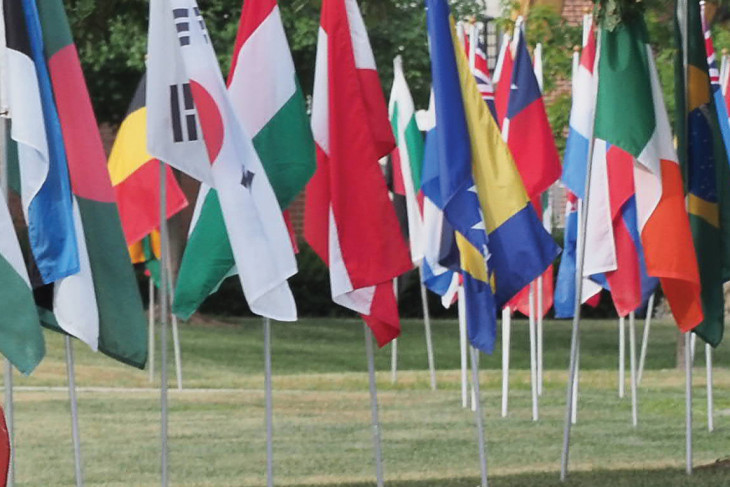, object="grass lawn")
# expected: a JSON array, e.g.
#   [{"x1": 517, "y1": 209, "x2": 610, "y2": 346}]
[{"x1": 5, "y1": 317, "x2": 730, "y2": 486}]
